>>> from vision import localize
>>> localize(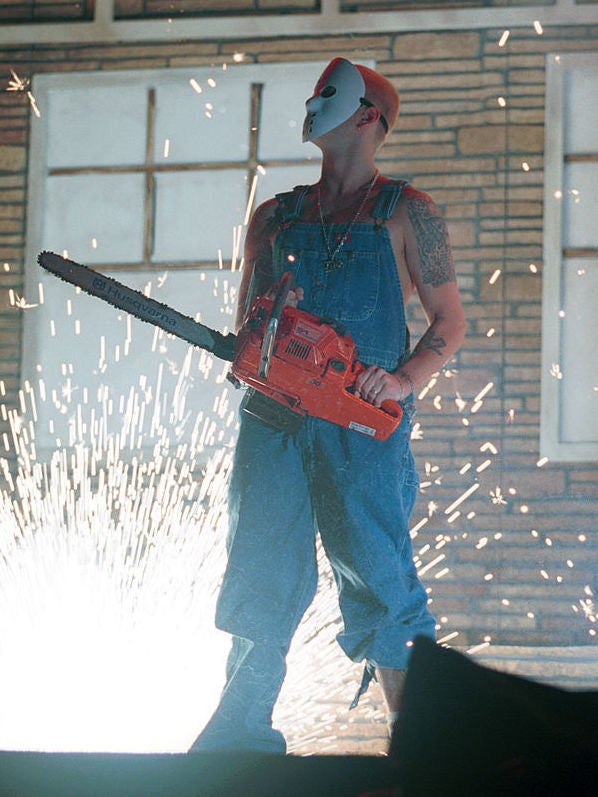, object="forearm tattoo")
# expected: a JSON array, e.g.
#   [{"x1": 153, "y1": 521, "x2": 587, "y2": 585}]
[
  {"x1": 407, "y1": 196, "x2": 456, "y2": 287},
  {"x1": 419, "y1": 327, "x2": 447, "y2": 357}
]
